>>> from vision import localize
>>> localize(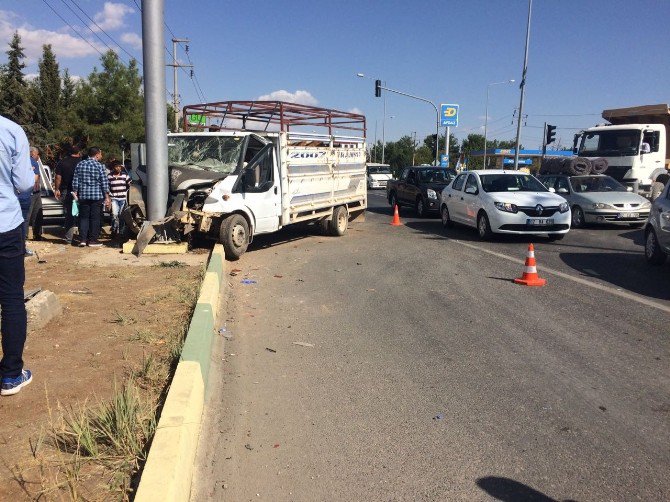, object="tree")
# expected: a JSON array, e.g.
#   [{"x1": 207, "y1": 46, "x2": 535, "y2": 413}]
[
  {"x1": 36, "y1": 44, "x2": 61, "y2": 132},
  {"x1": 0, "y1": 32, "x2": 33, "y2": 126},
  {"x1": 461, "y1": 133, "x2": 486, "y2": 169},
  {"x1": 61, "y1": 69, "x2": 77, "y2": 109}
]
